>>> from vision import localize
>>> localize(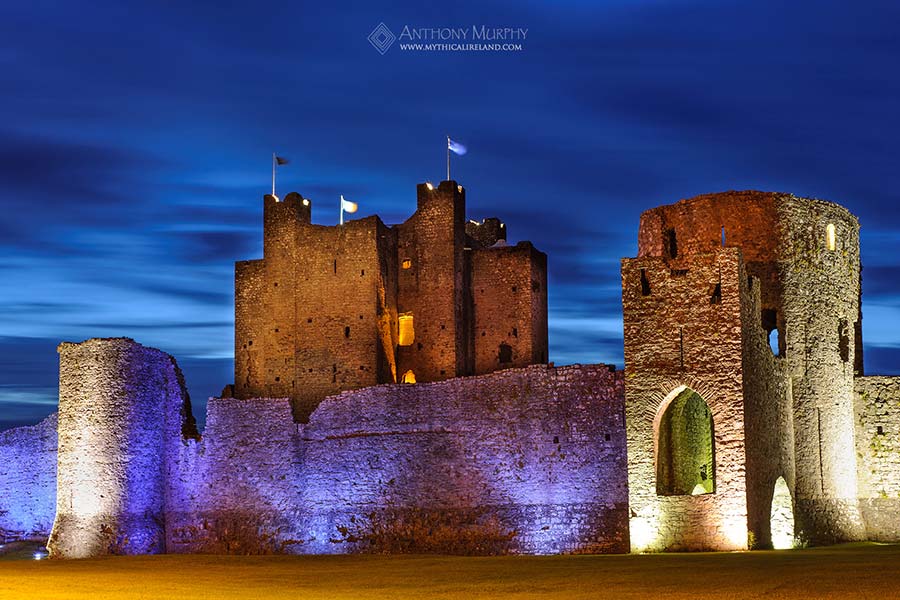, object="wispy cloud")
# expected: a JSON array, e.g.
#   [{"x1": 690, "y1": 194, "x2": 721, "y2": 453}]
[{"x1": 1, "y1": 0, "x2": 899, "y2": 430}]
